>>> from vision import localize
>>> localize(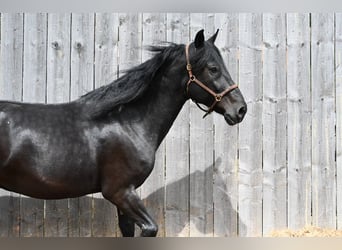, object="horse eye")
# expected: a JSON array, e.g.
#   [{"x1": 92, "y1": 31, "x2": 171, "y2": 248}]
[{"x1": 209, "y1": 66, "x2": 218, "y2": 73}]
